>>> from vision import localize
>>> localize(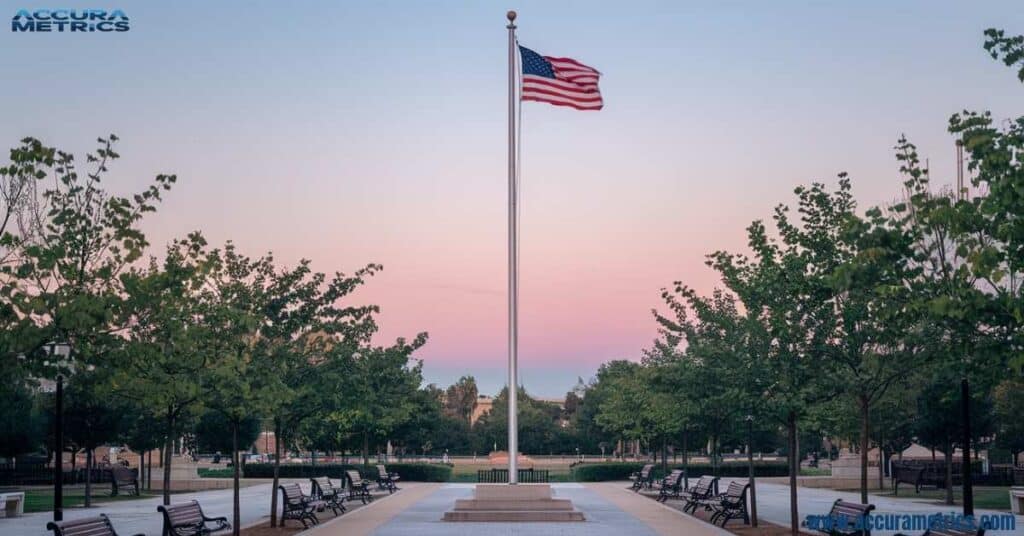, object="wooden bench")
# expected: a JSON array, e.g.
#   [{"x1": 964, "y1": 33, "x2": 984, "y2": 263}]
[
  {"x1": 46, "y1": 514, "x2": 143, "y2": 536},
  {"x1": 376, "y1": 464, "x2": 400, "y2": 493},
  {"x1": 892, "y1": 463, "x2": 925, "y2": 495},
  {"x1": 110, "y1": 466, "x2": 139, "y2": 497},
  {"x1": 157, "y1": 500, "x2": 230, "y2": 536},
  {"x1": 703, "y1": 480, "x2": 750, "y2": 526},
  {"x1": 630, "y1": 464, "x2": 655, "y2": 491},
  {"x1": 310, "y1": 476, "x2": 347, "y2": 515},
  {"x1": 803, "y1": 499, "x2": 875, "y2": 536},
  {"x1": 0, "y1": 491, "x2": 25, "y2": 517},
  {"x1": 346, "y1": 469, "x2": 374, "y2": 504},
  {"x1": 654, "y1": 469, "x2": 685, "y2": 502},
  {"x1": 280, "y1": 482, "x2": 324, "y2": 528},
  {"x1": 680, "y1": 475, "x2": 718, "y2": 513}
]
